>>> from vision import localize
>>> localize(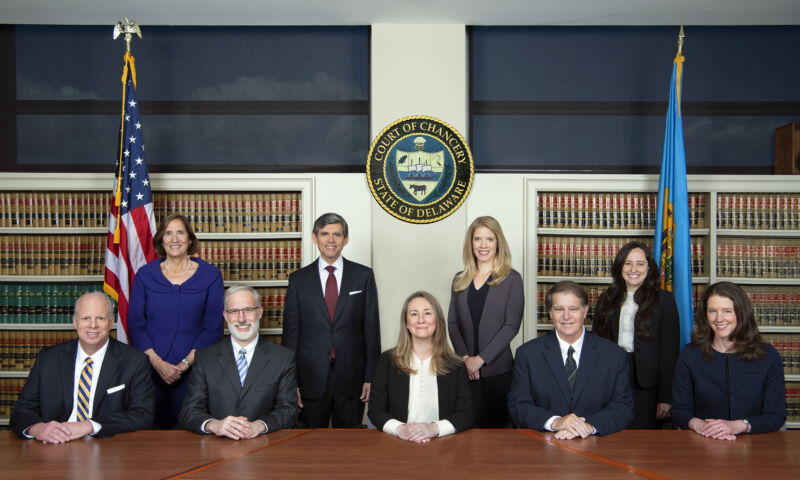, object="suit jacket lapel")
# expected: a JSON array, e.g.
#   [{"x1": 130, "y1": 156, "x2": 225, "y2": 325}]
[
  {"x1": 457, "y1": 287, "x2": 475, "y2": 352},
  {"x1": 333, "y1": 258, "x2": 354, "y2": 323},
  {"x1": 610, "y1": 306, "x2": 622, "y2": 342},
  {"x1": 543, "y1": 334, "x2": 572, "y2": 406},
  {"x1": 571, "y1": 334, "x2": 599, "y2": 405},
  {"x1": 61, "y1": 341, "x2": 79, "y2": 420},
  {"x1": 218, "y1": 342, "x2": 243, "y2": 392},
  {"x1": 241, "y1": 340, "x2": 271, "y2": 397},
  {"x1": 92, "y1": 340, "x2": 119, "y2": 415},
  {"x1": 305, "y1": 261, "x2": 330, "y2": 321}
]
